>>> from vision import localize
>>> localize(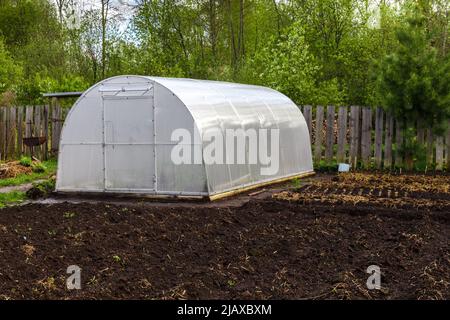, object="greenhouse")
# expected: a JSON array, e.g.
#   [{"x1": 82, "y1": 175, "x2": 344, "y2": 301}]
[{"x1": 56, "y1": 75, "x2": 313, "y2": 199}]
